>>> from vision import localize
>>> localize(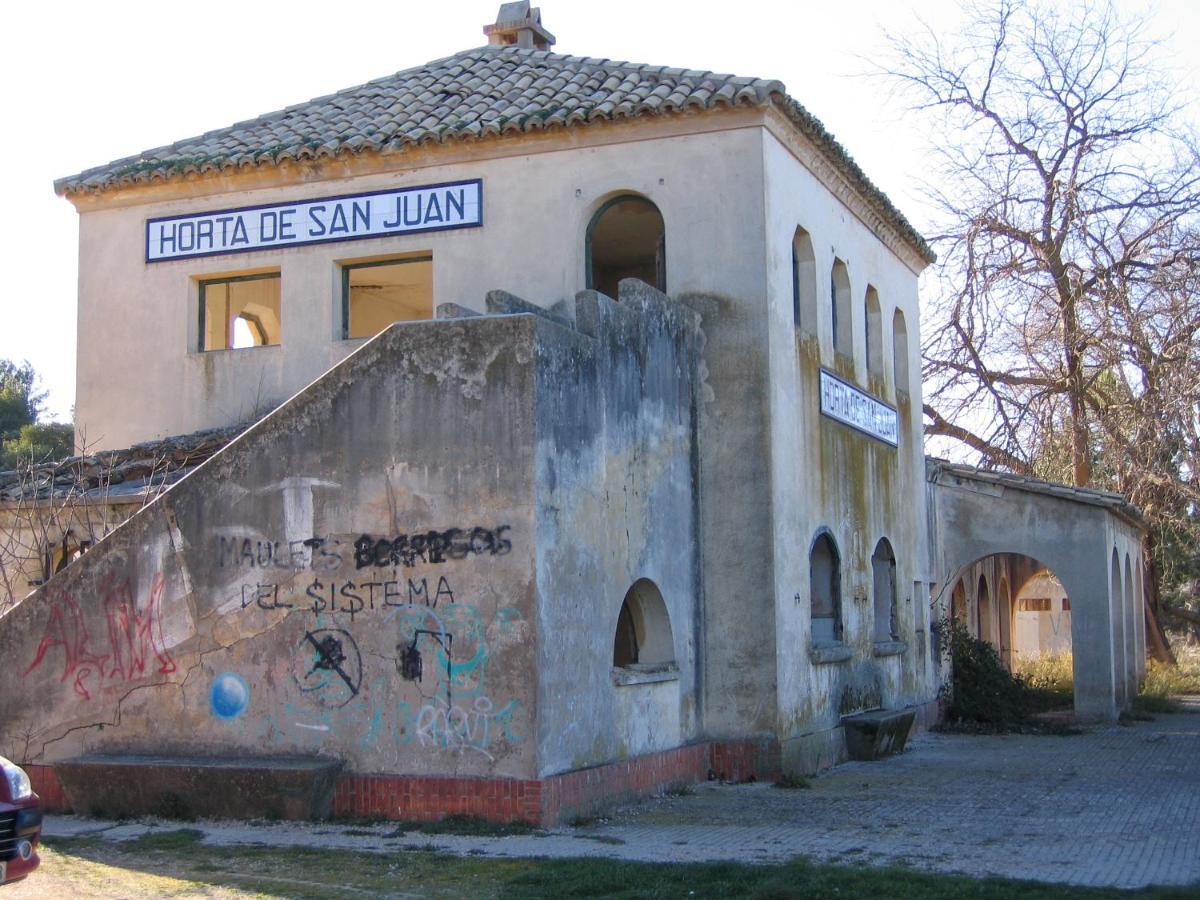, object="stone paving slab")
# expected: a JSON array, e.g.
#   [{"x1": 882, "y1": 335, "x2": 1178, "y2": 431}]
[{"x1": 42, "y1": 703, "x2": 1200, "y2": 889}]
